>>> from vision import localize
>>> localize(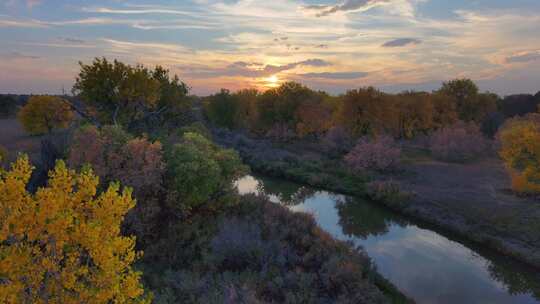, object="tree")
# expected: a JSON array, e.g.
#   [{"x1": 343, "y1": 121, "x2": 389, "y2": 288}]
[
  {"x1": 439, "y1": 79, "x2": 496, "y2": 122},
  {"x1": 73, "y1": 58, "x2": 189, "y2": 128},
  {"x1": 336, "y1": 87, "x2": 387, "y2": 137},
  {"x1": 17, "y1": 96, "x2": 74, "y2": 135},
  {"x1": 0, "y1": 95, "x2": 18, "y2": 118},
  {"x1": 203, "y1": 89, "x2": 239, "y2": 129},
  {"x1": 257, "y1": 82, "x2": 317, "y2": 132},
  {"x1": 295, "y1": 100, "x2": 332, "y2": 138},
  {"x1": 499, "y1": 94, "x2": 540, "y2": 118},
  {"x1": 393, "y1": 92, "x2": 434, "y2": 139},
  {"x1": 0, "y1": 155, "x2": 150, "y2": 303},
  {"x1": 498, "y1": 114, "x2": 540, "y2": 194},
  {"x1": 165, "y1": 132, "x2": 248, "y2": 214},
  {"x1": 68, "y1": 125, "x2": 164, "y2": 198}
]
